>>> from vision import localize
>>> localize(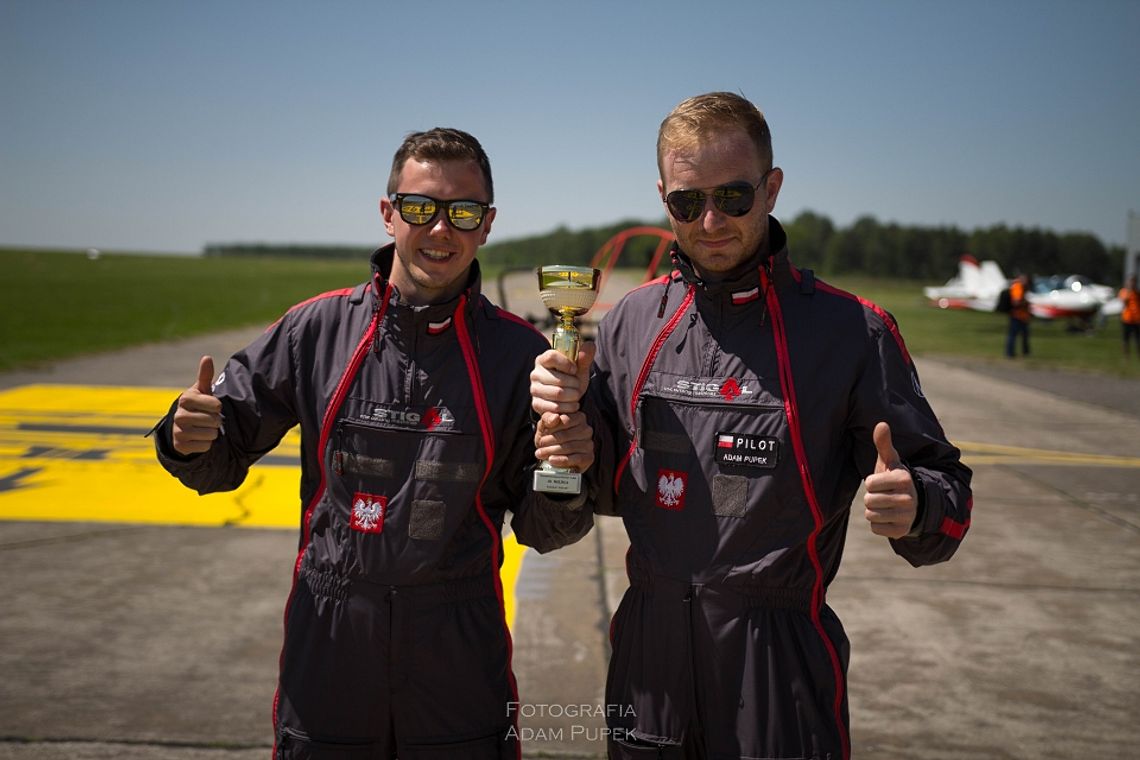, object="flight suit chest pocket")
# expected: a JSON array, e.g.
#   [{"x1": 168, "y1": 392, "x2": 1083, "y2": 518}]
[
  {"x1": 636, "y1": 372, "x2": 786, "y2": 463},
  {"x1": 328, "y1": 398, "x2": 482, "y2": 540},
  {"x1": 634, "y1": 383, "x2": 790, "y2": 515}
]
